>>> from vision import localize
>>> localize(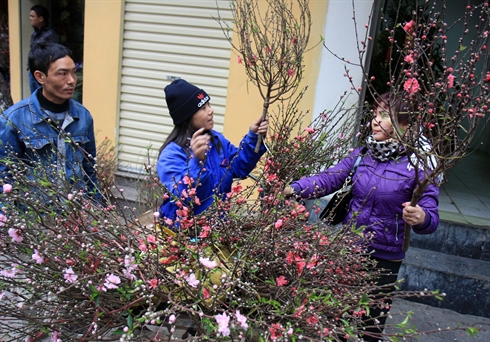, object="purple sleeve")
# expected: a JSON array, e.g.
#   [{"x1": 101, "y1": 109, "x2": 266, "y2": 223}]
[
  {"x1": 290, "y1": 148, "x2": 362, "y2": 199},
  {"x1": 412, "y1": 182, "x2": 439, "y2": 234}
]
